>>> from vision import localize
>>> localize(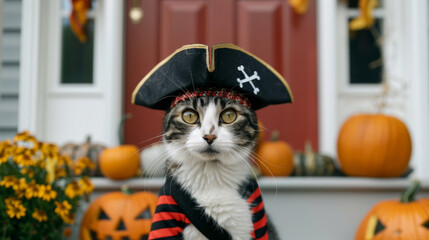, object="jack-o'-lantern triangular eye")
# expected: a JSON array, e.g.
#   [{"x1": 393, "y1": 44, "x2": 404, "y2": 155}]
[
  {"x1": 422, "y1": 220, "x2": 429, "y2": 229},
  {"x1": 98, "y1": 208, "x2": 110, "y2": 220},
  {"x1": 366, "y1": 215, "x2": 386, "y2": 238},
  {"x1": 136, "y1": 209, "x2": 152, "y2": 219},
  {"x1": 374, "y1": 219, "x2": 386, "y2": 234}
]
